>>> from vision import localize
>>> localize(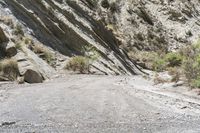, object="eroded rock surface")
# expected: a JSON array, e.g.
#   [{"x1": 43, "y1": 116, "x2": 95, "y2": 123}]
[{"x1": 0, "y1": 0, "x2": 200, "y2": 82}]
